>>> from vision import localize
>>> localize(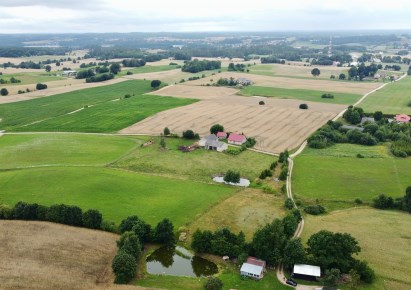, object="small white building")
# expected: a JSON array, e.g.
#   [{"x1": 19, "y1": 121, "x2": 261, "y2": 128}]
[
  {"x1": 240, "y1": 263, "x2": 264, "y2": 280},
  {"x1": 62, "y1": 70, "x2": 77, "y2": 77},
  {"x1": 199, "y1": 134, "x2": 228, "y2": 152},
  {"x1": 292, "y1": 264, "x2": 321, "y2": 280}
]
